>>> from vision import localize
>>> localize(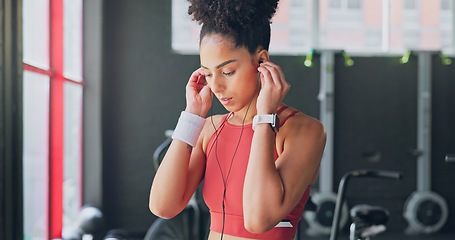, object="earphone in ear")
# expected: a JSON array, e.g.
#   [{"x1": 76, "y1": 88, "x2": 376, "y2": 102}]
[{"x1": 259, "y1": 60, "x2": 263, "y2": 64}]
